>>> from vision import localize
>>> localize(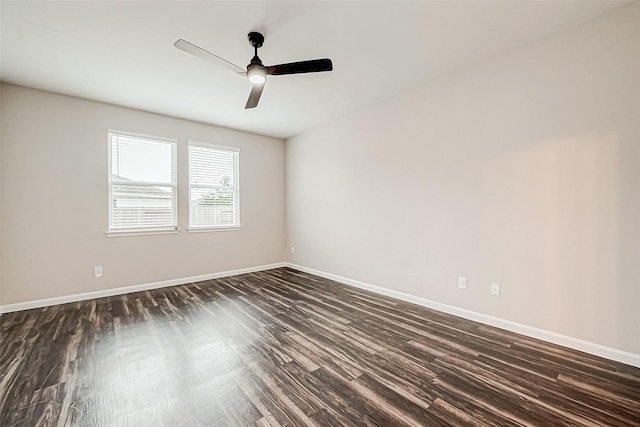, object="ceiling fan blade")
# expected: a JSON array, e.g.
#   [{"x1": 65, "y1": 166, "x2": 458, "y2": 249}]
[
  {"x1": 174, "y1": 39, "x2": 246, "y2": 74},
  {"x1": 267, "y1": 58, "x2": 333, "y2": 76},
  {"x1": 245, "y1": 84, "x2": 265, "y2": 109}
]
